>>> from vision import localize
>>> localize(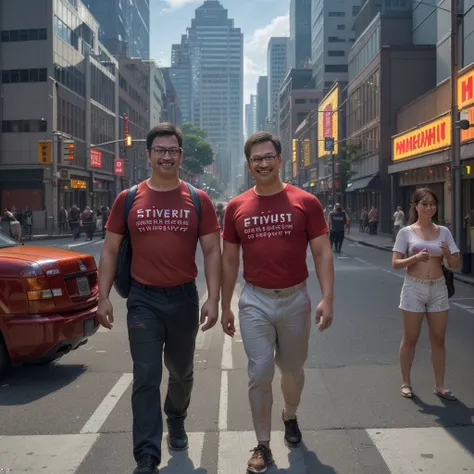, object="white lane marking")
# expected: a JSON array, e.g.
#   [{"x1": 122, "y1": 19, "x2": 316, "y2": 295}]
[
  {"x1": 218, "y1": 431, "x2": 306, "y2": 473},
  {"x1": 355, "y1": 257, "x2": 366, "y2": 263},
  {"x1": 221, "y1": 332, "x2": 233, "y2": 370},
  {"x1": 382, "y1": 269, "x2": 404, "y2": 279},
  {"x1": 195, "y1": 291, "x2": 208, "y2": 350},
  {"x1": 366, "y1": 427, "x2": 474, "y2": 474},
  {"x1": 218, "y1": 371, "x2": 228, "y2": 431},
  {"x1": 80, "y1": 373, "x2": 133, "y2": 434},
  {"x1": 452, "y1": 302, "x2": 474, "y2": 314},
  {"x1": 0, "y1": 434, "x2": 99, "y2": 473}
]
